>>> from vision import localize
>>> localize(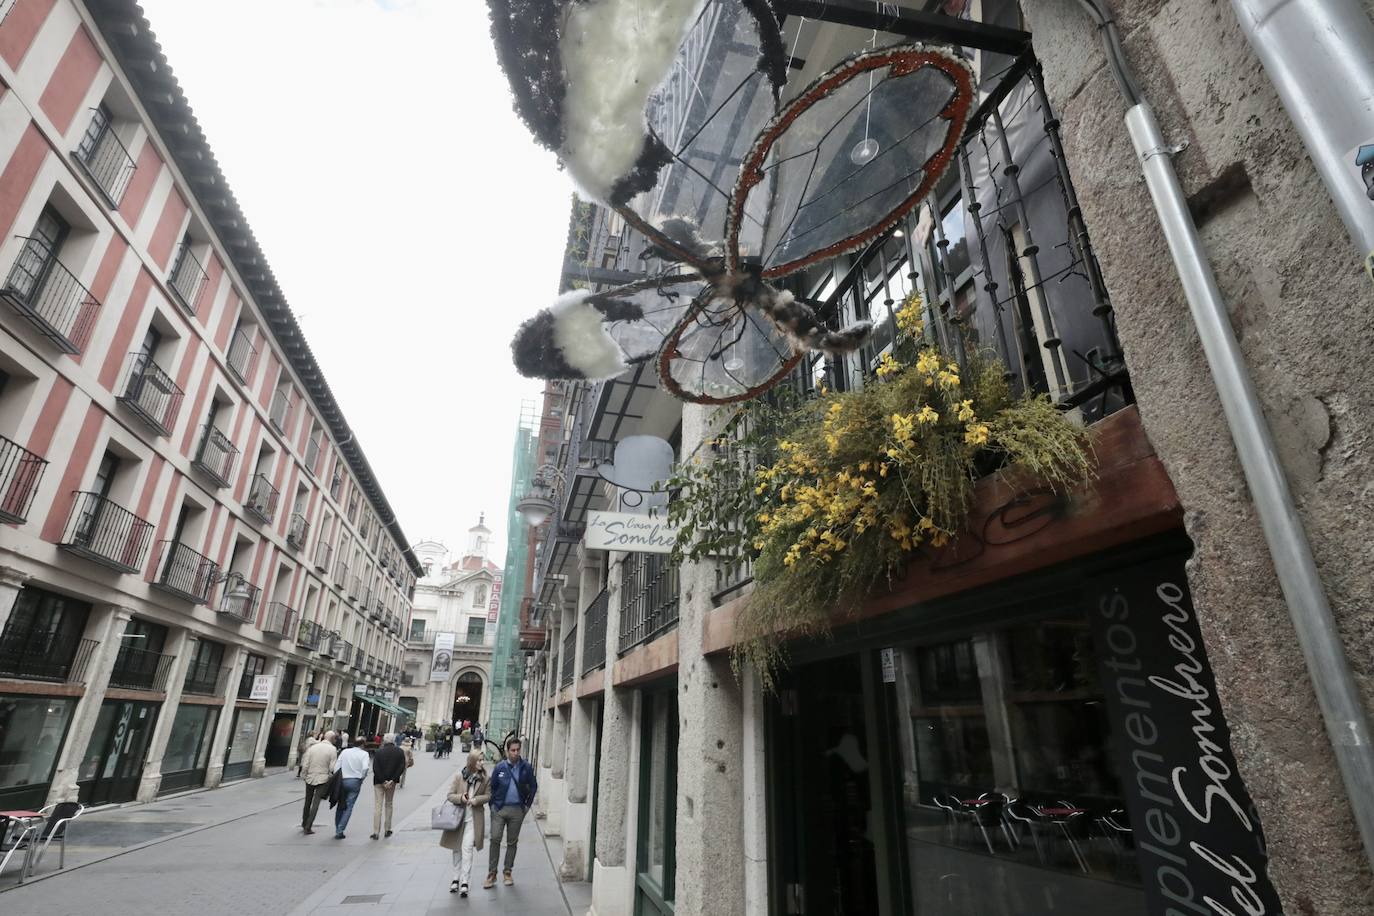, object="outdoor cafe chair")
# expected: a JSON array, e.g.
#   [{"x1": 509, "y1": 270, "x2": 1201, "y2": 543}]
[
  {"x1": 29, "y1": 801, "x2": 84, "y2": 875},
  {"x1": 0, "y1": 817, "x2": 39, "y2": 882}
]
